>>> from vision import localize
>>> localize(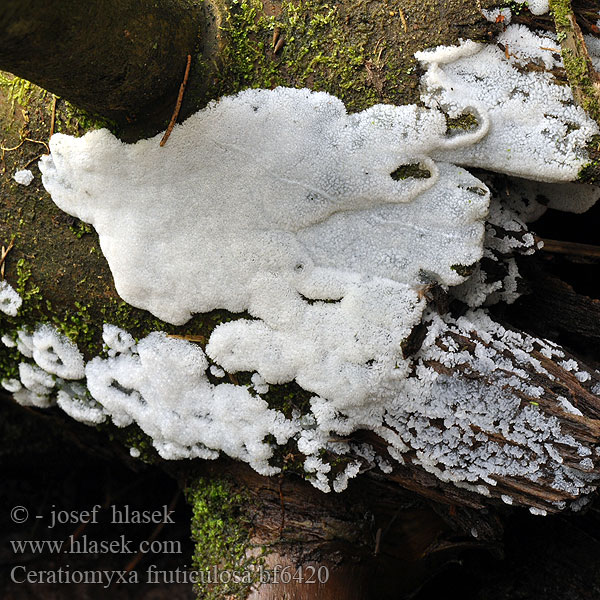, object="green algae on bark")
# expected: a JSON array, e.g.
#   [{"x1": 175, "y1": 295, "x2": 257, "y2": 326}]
[{"x1": 186, "y1": 477, "x2": 264, "y2": 600}]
